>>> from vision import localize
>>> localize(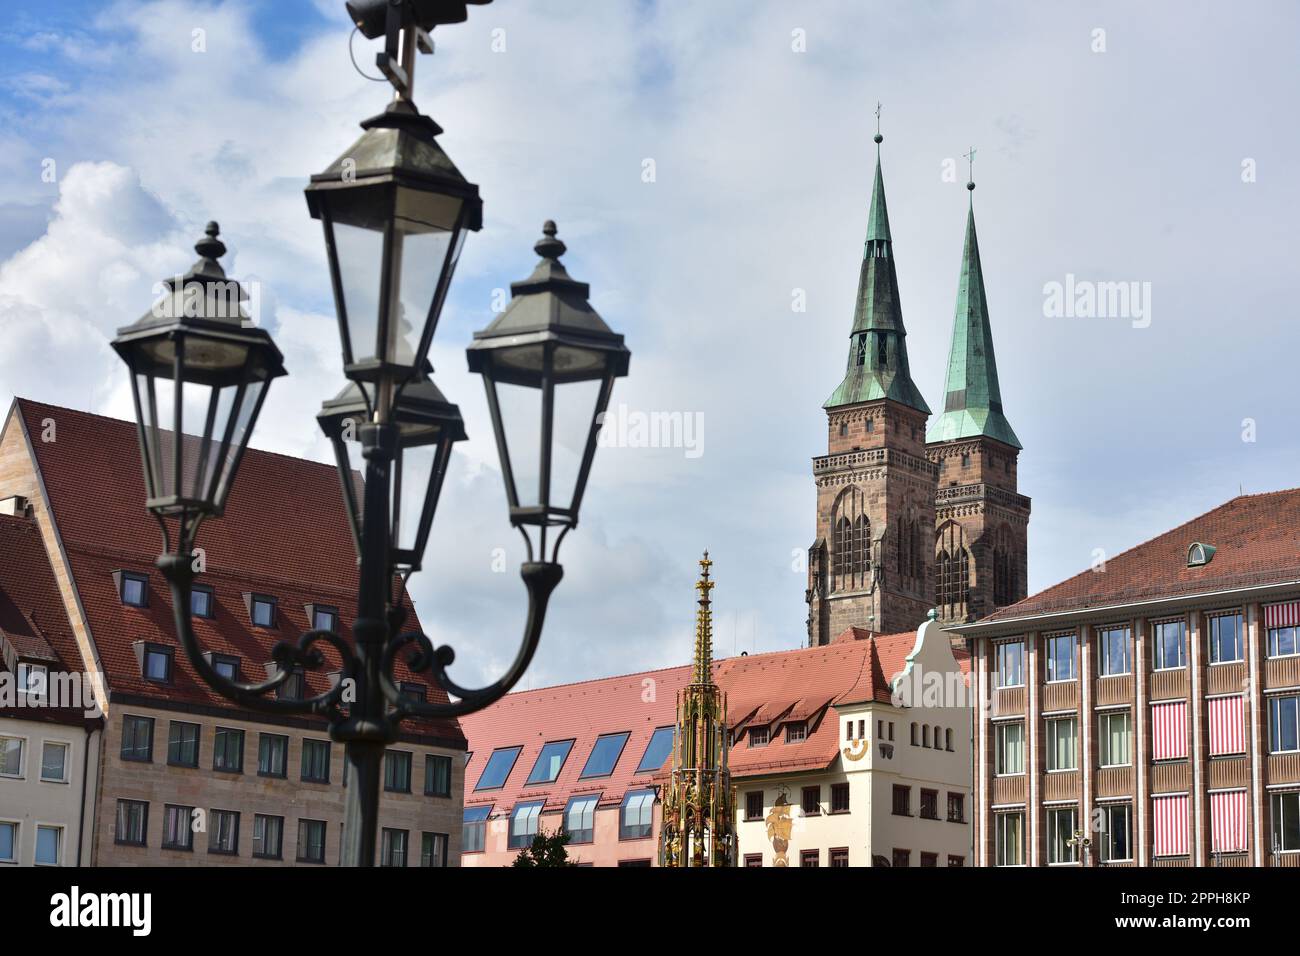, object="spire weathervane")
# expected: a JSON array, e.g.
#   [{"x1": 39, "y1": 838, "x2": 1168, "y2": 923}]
[
  {"x1": 963, "y1": 145, "x2": 977, "y2": 196},
  {"x1": 874, "y1": 100, "x2": 884, "y2": 146}
]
